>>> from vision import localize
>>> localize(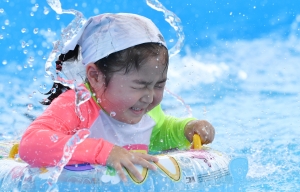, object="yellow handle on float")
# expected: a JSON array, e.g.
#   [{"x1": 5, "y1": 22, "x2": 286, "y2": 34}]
[
  {"x1": 193, "y1": 134, "x2": 202, "y2": 149},
  {"x1": 9, "y1": 143, "x2": 19, "y2": 158}
]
